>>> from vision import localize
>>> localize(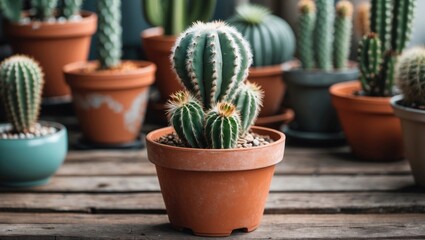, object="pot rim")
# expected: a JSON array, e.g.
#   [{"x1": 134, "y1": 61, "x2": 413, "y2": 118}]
[
  {"x1": 0, "y1": 121, "x2": 66, "y2": 142},
  {"x1": 330, "y1": 80, "x2": 392, "y2": 104},
  {"x1": 391, "y1": 95, "x2": 425, "y2": 122},
  {"x1": 141, "y1": 27, "x2": 177, "y2": 41},
  {"x1": 249, "y1": 60, "x2": 298, "y2": 77},
  {"x1": 63, "y1": 60, "x2": 156, "y2": 77}
]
